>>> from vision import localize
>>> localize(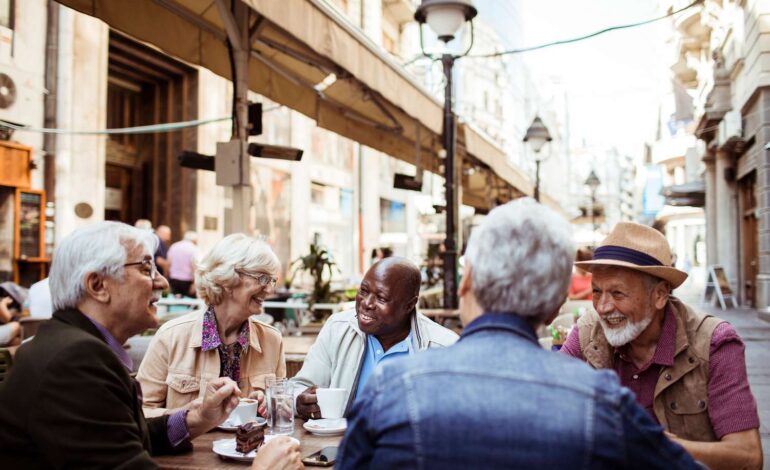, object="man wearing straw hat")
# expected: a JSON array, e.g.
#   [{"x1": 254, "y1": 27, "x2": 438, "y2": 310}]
[{"x1": 561, "y1": 222, "x2": 762, "y2": 470}]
